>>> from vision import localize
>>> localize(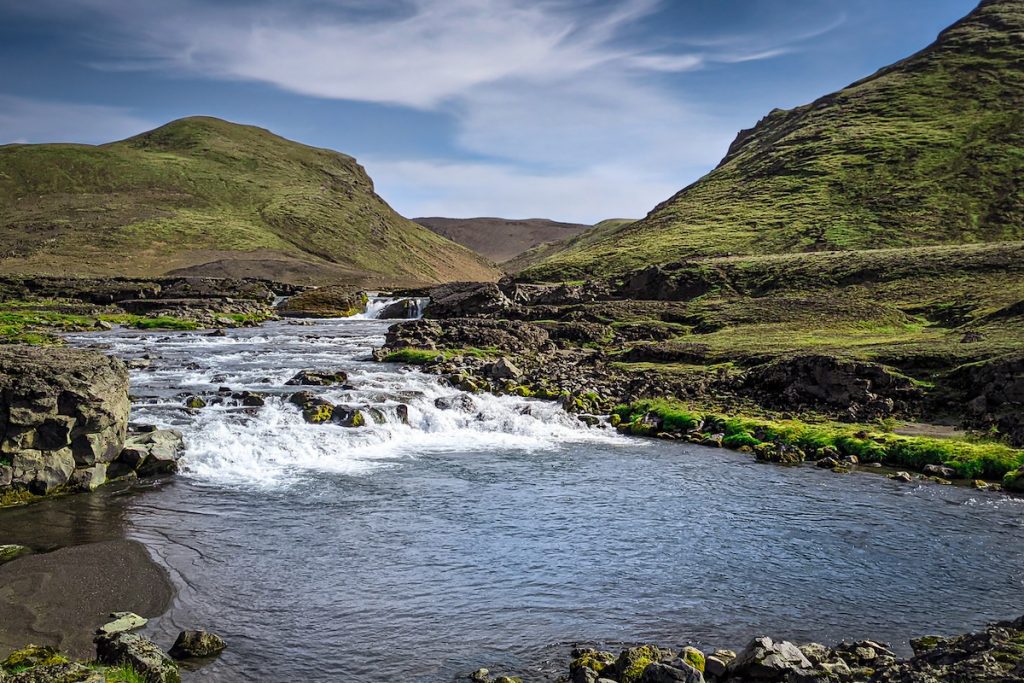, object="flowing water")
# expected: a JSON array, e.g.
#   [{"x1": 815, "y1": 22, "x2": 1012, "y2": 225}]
[{"x1": 33, "y1": 316, "x2": 1024, "y2": 680}]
